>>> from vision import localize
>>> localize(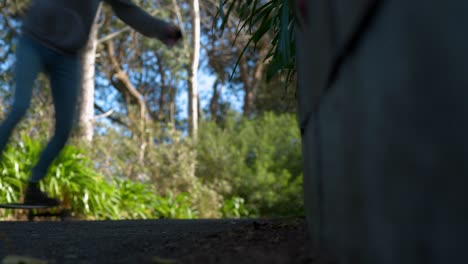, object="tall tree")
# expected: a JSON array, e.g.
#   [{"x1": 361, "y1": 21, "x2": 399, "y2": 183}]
[
  {"x1": 75, "y1": 3, "x2": 103, "y2": 142},
  {"x1": 188, "y1": 0, "x2": 200, "y2": 139}
]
